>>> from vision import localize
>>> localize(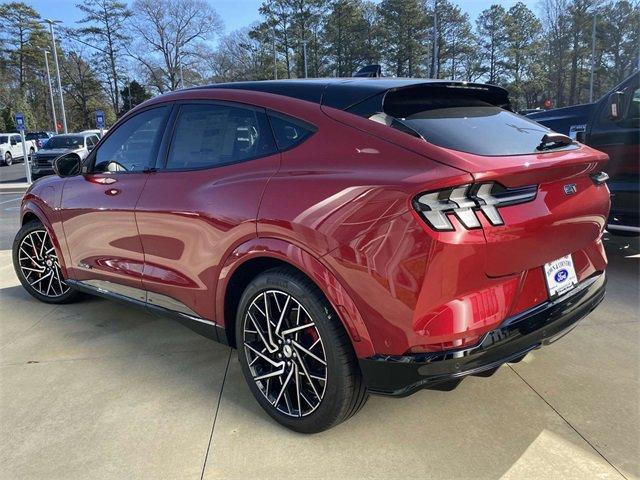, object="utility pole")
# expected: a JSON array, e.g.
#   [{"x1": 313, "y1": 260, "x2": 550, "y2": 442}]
[
  {"x1": 431, "y1": 0, "x2": 439, "y2": 79},
  {"x1": 42, "y1": 49, "x2": 58, "y2": 134},
  {"x1": 302, "y1": 40, "x2": 308, "y2": 78},
  {"x1": 273, "y1": 29, "x2": 278, "y2": 80},
  {"x1": 589, "y1": 14, "x2": 596, "y2": 103},
  {"x1": 127, "y1": 79, "x2": 132, "y2": 111},
  {"x1": 42, "y1": 19, "x2": 67, "y2": 133}
]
